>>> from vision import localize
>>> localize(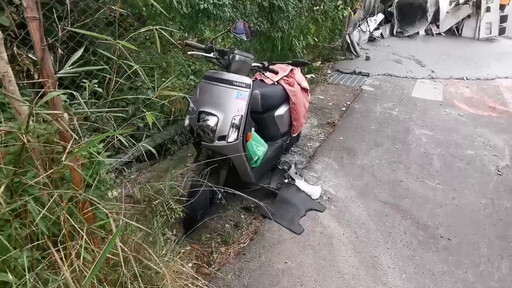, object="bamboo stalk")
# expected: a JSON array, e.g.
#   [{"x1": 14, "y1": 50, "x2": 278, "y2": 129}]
[
  {"x1": 0, "y1": 31, "x2": 50, "y2": 200},
  {"x1": 0, "y1": 31, "x2": 29, "y2": 121},
  {"x1": 22, "y1": 0, "x2": 99, "y2": 249}
]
